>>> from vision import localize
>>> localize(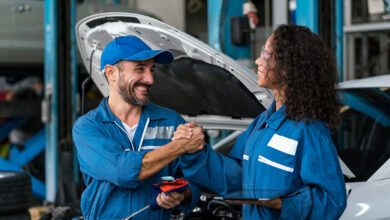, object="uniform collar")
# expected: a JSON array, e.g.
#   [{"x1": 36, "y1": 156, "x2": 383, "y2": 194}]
[
  {"x1": 141, "y1": 102, "x2": 169, "y2": 120},
  {"x1": 264, "y1": 101, "x2": 287, "y2": 130},
  {"x1": 95, "y1": 97, "x2": 168, "y2": 122}
]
